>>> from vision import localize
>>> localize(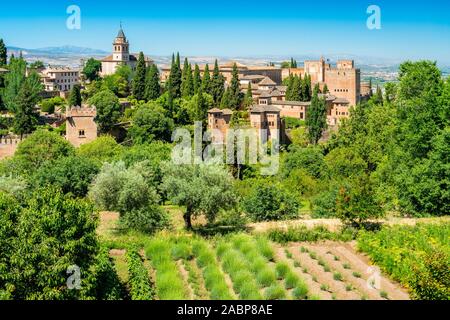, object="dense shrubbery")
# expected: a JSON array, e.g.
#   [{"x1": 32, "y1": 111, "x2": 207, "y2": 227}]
[
  {"x1": 89, "y1": 161, "x2": 169, "y2": 233},
  {"x1": 0, "y1": 187, "x2": 99, "y2": 300},
  {"x1": 126, "y1": 249, "x2": 154, "y2": 300},
  {"x1": 241, "y1": 180, "x2": 300, "y2": 222},
  {"x1": 32, "y1": 155, "x2": 99, "y2": 197},
  {"x1": 357, "y1": 222, "x2": 450, "y2": 300},
  {"x1": 81, "y1": 247, "x2": 126, "y2": 300},
  {"x1": 265, "y1": 225, "x2": 357, "y2": 244}
]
